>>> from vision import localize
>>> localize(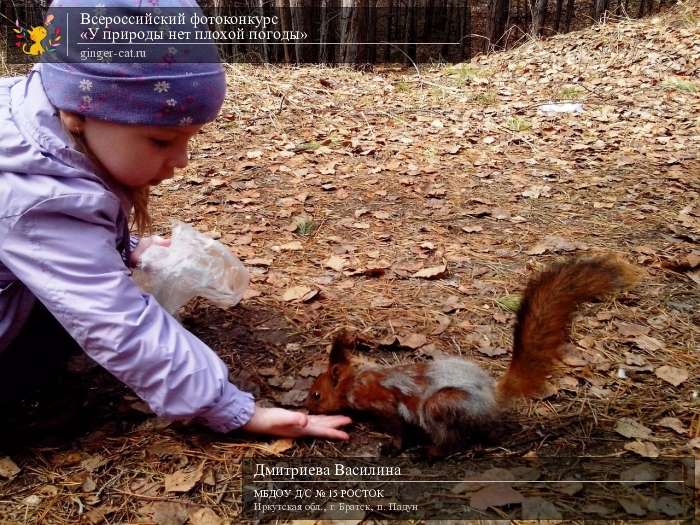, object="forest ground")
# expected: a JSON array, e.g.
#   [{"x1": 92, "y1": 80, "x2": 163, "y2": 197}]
[{"x1": 0, "y1": 2, "x2": 698, "y2": 524}]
